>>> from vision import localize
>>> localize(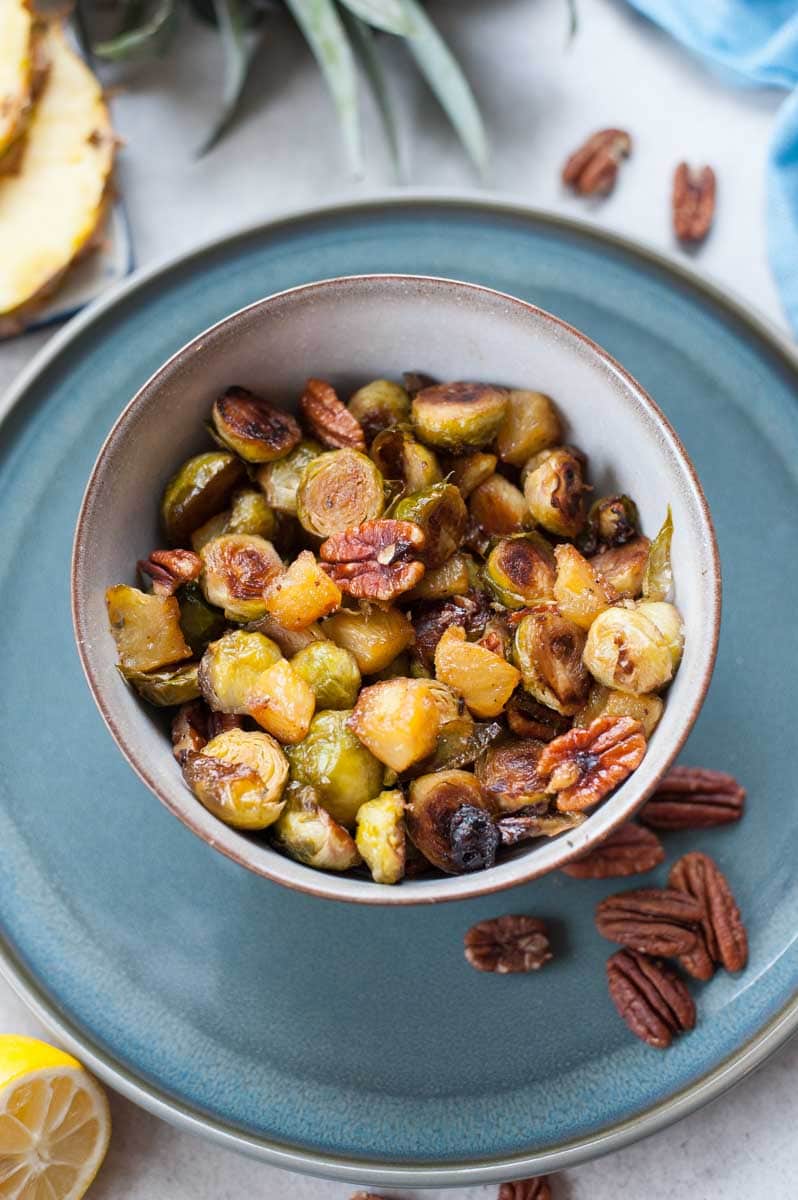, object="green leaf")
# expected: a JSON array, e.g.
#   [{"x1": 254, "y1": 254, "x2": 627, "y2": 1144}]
[
  {"x1": 197, "y1": 0, "x2": 264, "y2": 155},
  {"x1": 93, "y1": 0, "x2": 178, "y2": 60},
  {"x1": 342, "y1": 11, "x2": 400, "y2": 176},
  {"x1": 643, "y1": 506, "x2": 674, "y2": 602},
  {"x1": 397, "y1": 0, "x2": 486, "y2": 174},
  {"x1": 565, "y1": 0, "x2": 578, "y2": 41},
  {"x1": 338, "y1": 0, "x2": 411, "y2": 36},
  {"x1": 283, "y1": 0, "x2": 363, "y2": 173}
]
